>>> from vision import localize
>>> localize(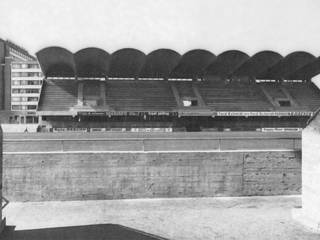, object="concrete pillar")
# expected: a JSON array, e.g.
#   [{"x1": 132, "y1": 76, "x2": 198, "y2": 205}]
[
  {"x1": 295, "y1": 113, "x2": 320, "y2": 232},
  {"x1": 170, "y1": 83, "x2": 182, "y2": 107},
  {"x1": 77, "y1": 82, "x2": 84, "y2": 106},
  {"x1": 100, "y1": 81, "x2": 106, "y2": 106},
  {"x1": 192, "y1": 83, "x2": 206, "y2": 107}
]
